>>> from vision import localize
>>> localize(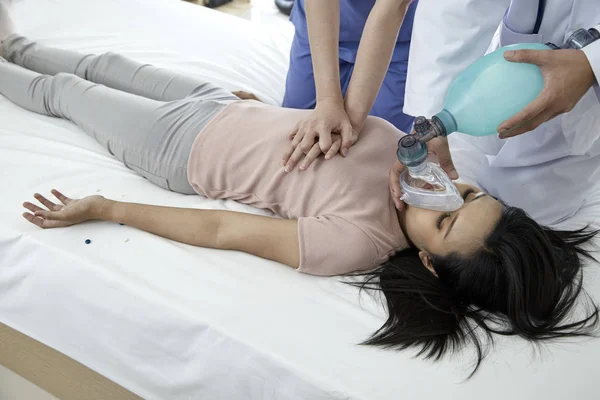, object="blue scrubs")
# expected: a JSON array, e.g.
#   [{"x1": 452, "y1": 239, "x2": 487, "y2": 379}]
[{"x1": 282, "y1": 0, "x2": 417, "y2": 133}]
